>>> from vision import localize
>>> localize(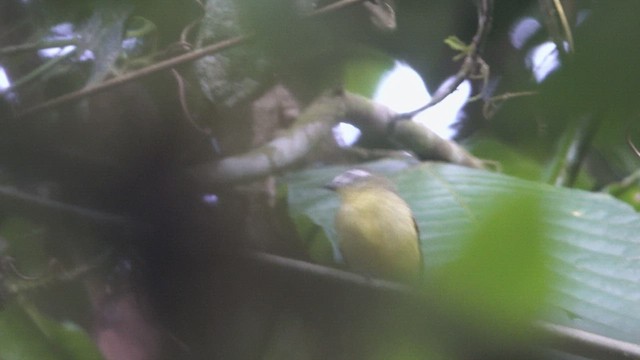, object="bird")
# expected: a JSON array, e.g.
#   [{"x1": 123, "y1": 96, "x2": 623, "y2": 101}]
[{"x1": 325, "y1": 169, "x2": 422, "y2": 282}]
